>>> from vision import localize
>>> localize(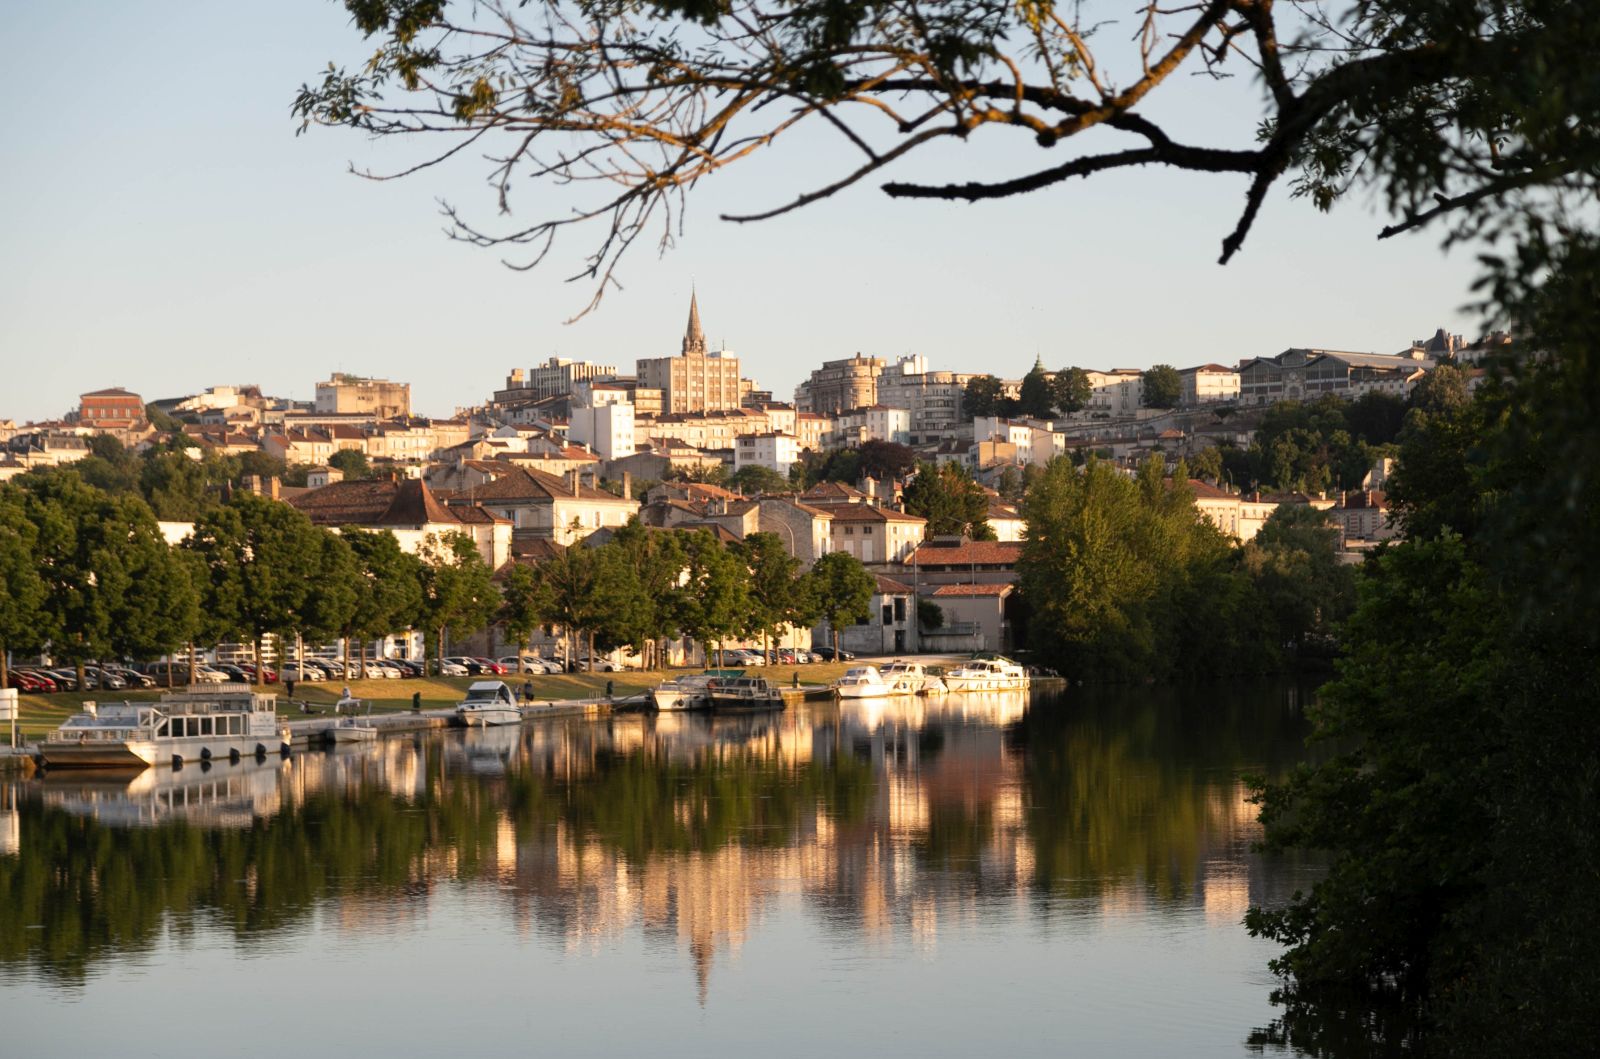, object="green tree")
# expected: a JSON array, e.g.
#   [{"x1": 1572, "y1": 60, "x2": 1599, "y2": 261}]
[
  {"x1": 995, "y1": 465, "x2": 1023, "y2": 502},
  {"x1": 1189, "y1": 446, "x2": 1223, "y2": 484},
  {"x1": 916, "y1": 598, "x2": 944, "y2": 632},
  {"x1": 677, "y1": 530, "x2": 750, "y2": 667},
  {"x1": 607, "y1": 519, "x2": 688, "y2": 668},
  {"x1": 858, "y1": 439, "x2": 917, "y2": 481},
  {"x1": 497, "y1": 562, "x2": 551, "y2": 672},
  {"x1": 1052, "y1": 367, "x2": 1092, "y2": 415},
  {"x1": 1408, "y1": 363, "x2": 1471, "y2": 414},
  {"x1": 729, "y1": 464, "x2": 789, "y2": 496},
  {"x1": 19, "y1": 472, "x2": 196, "y2": 689},
  {"x1": 901, "y1": 461, "x2": 991, "y2": 539},
  {"x1": 328, "y1": 448, "x2": 373, "y2": 480},
  {"x1": 735, "y1": 532, "x2": 804, "y2": 661},
  {"x1": 1240, "y1": 505, "x2": 1356, "y2": 652},
  {"x1": 186, "y1": 493, "x2": 331, "y2": 683},
  {"x1": 341, "y1": 528, "x2": 426, "y2": 676},
  {"x1": 1141, "y1": 365, "x2": 1181, "y2": 409},
  {"x1": 418, "y1": 532, "x2": 500, "y2": 670},
  {"x1": 961, "y1": 376, "x2": 1004, "y2": 420},
  {"x1": 1017, "y1": 359, "x2": 1055, "y2": 419},
  {"x1": 0, "y1": 488, "x2": 47, "y2": 692},
  {"x1": 802, "y1": 552, "x2": 875, "y2": 660},
  {"x1": 531, "y1": 544, "x2": 599, "y2": 671},
  {"x1": 301, "y1": 529, "x2": 364, "y2": 673}
]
